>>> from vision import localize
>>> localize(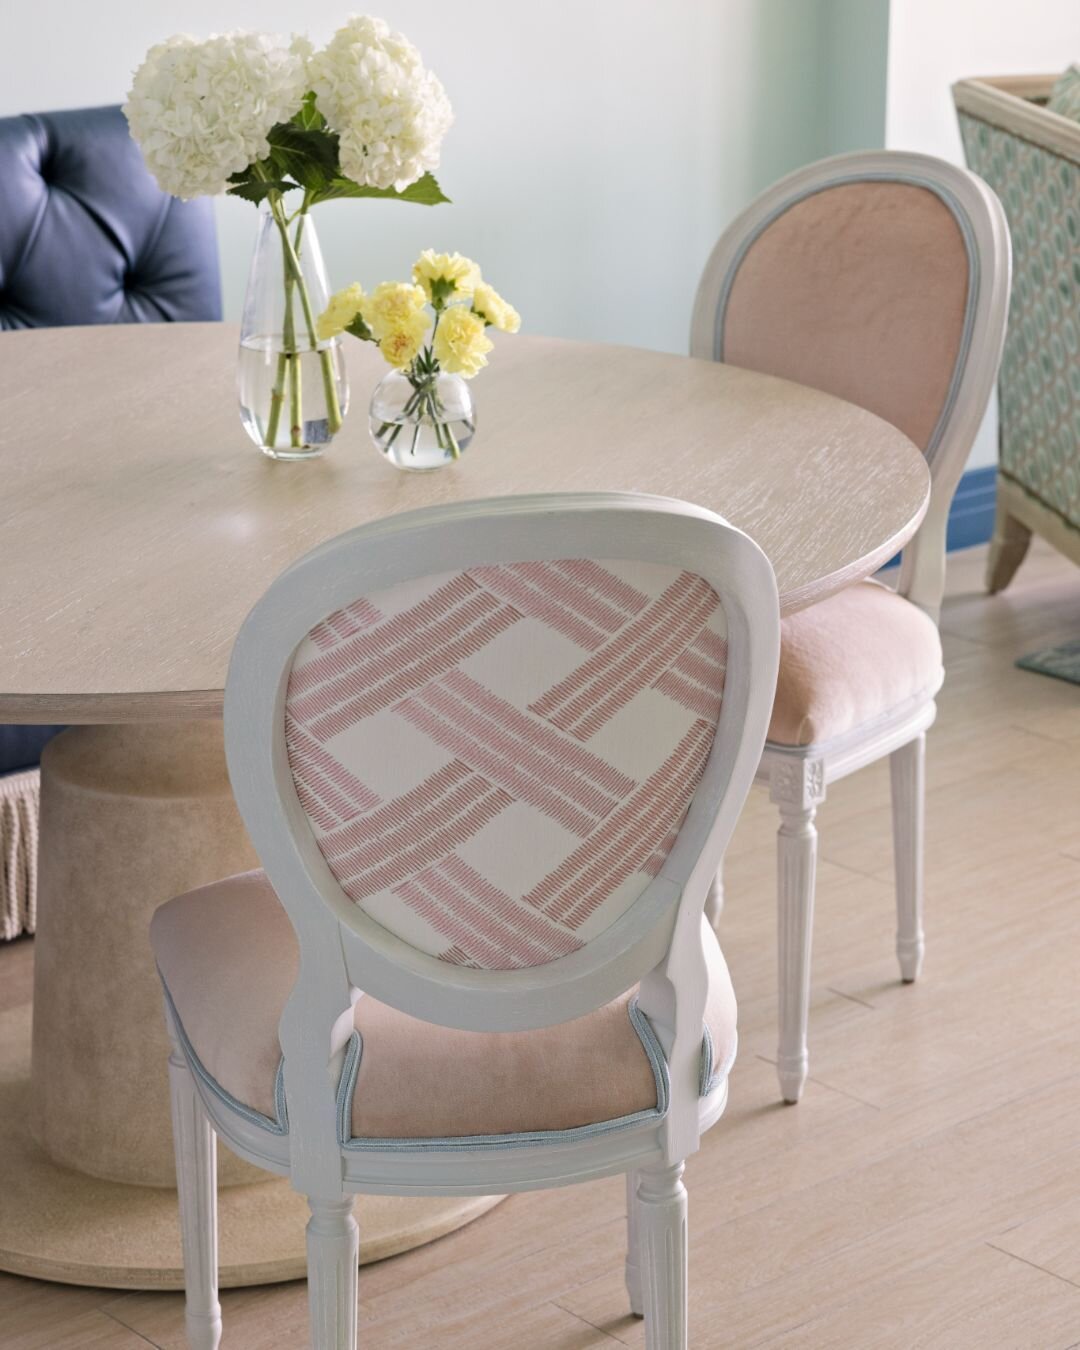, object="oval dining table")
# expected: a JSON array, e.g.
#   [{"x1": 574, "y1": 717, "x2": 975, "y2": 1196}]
[{"x1": 0, "y1": 322, "x2": 929, "y2": 1290}]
